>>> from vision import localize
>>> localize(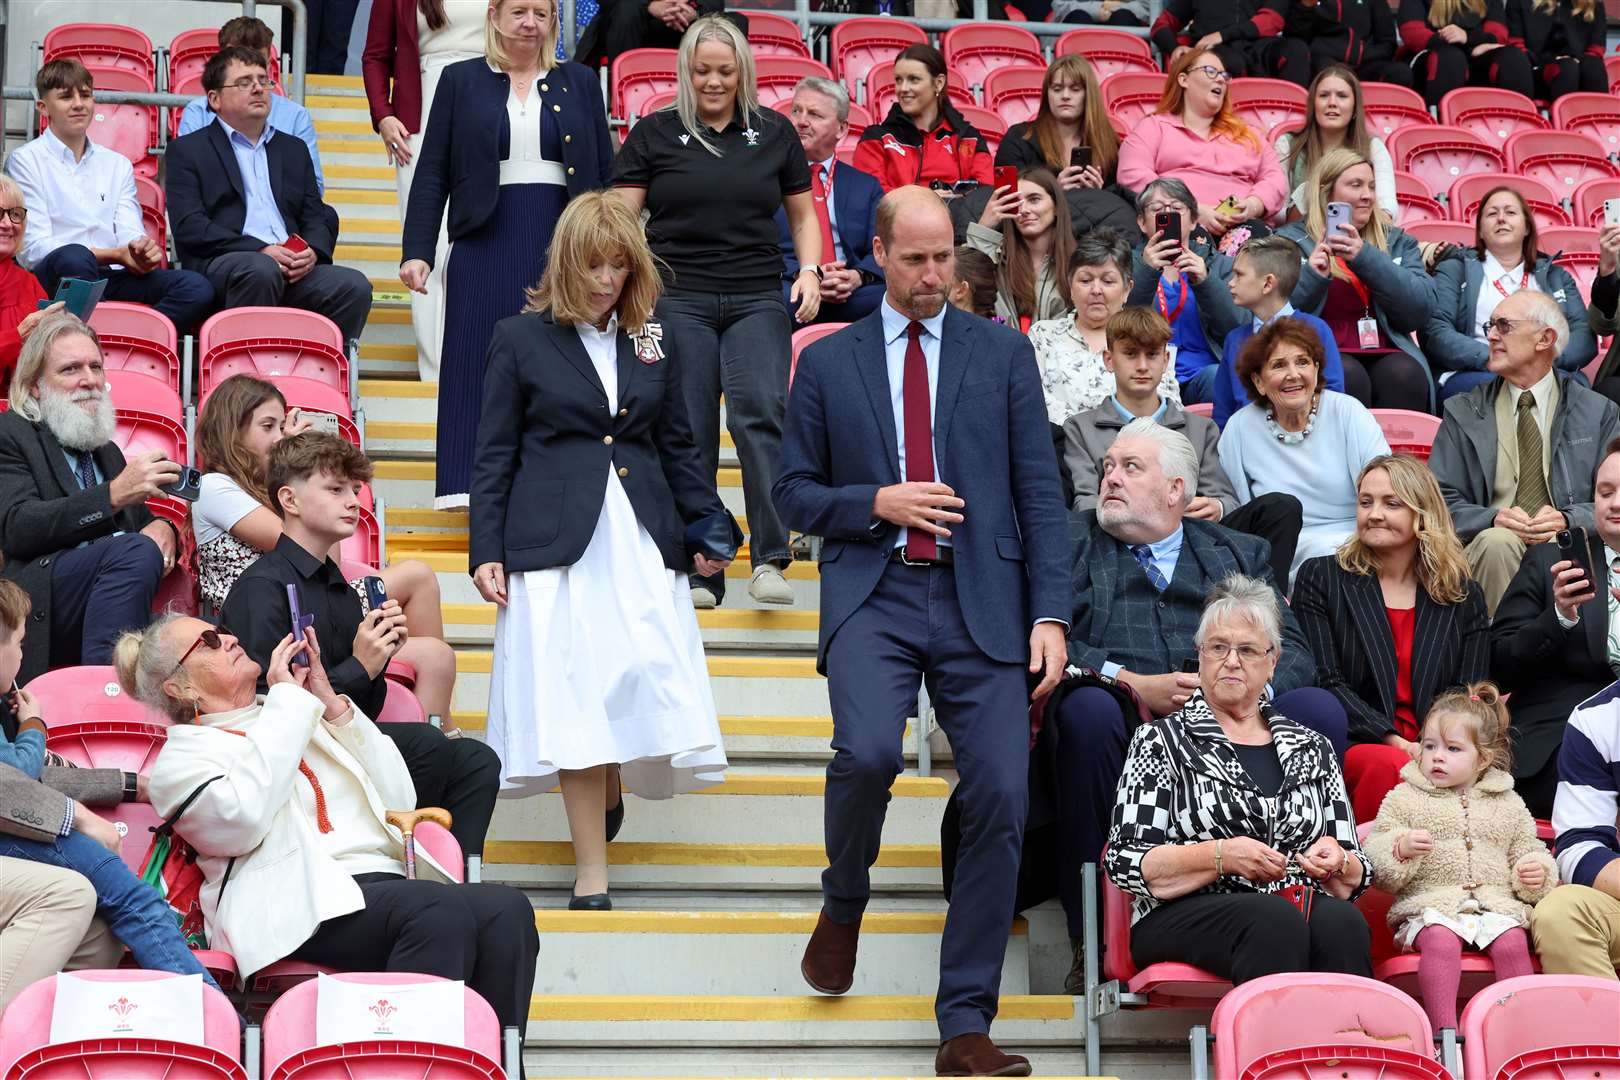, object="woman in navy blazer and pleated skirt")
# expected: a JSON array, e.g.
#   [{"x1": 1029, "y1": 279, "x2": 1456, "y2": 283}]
[{"x1": 400, "y1": 0, "x2": 612, "y2": 510}]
